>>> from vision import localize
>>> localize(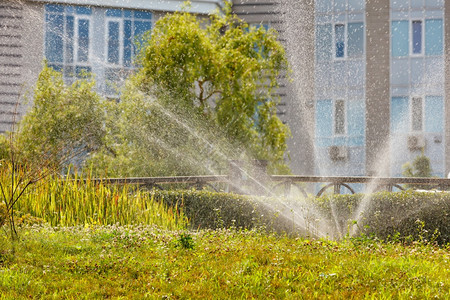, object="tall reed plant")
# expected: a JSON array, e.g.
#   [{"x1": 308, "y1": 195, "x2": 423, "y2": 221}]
[{"x1": 8, "y1": 172, "x2": 187, "y2": 230}]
